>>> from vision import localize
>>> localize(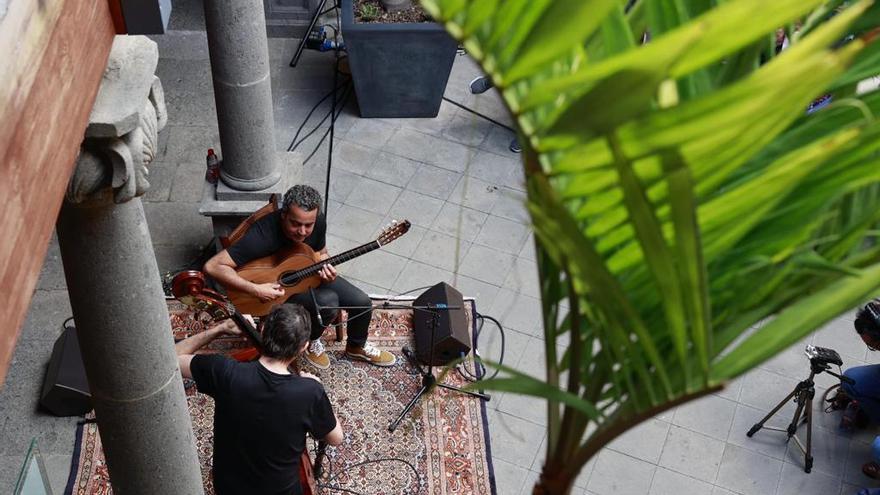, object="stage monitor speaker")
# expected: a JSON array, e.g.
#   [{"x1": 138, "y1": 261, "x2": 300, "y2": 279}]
[
  {"x1": 40, "y1": 324, "x2": 91, "y2": 416},
  {"x1": 412, "y1": 282, "x2": 471, "y2": 365}
]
